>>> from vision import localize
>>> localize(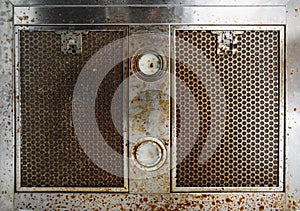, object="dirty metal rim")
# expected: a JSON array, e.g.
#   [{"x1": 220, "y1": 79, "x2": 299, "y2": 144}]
[{"x1": 132, "y1": 137, "x2": 167, "y2": 171}]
